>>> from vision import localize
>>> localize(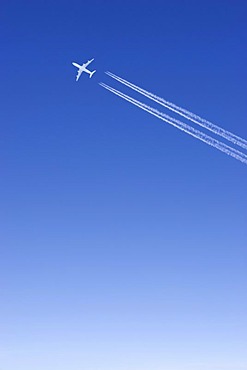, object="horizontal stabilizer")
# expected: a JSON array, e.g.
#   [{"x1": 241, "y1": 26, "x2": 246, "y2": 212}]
[{"x1": 90, "y1": 70, "x2": 96, "y2": 78}]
